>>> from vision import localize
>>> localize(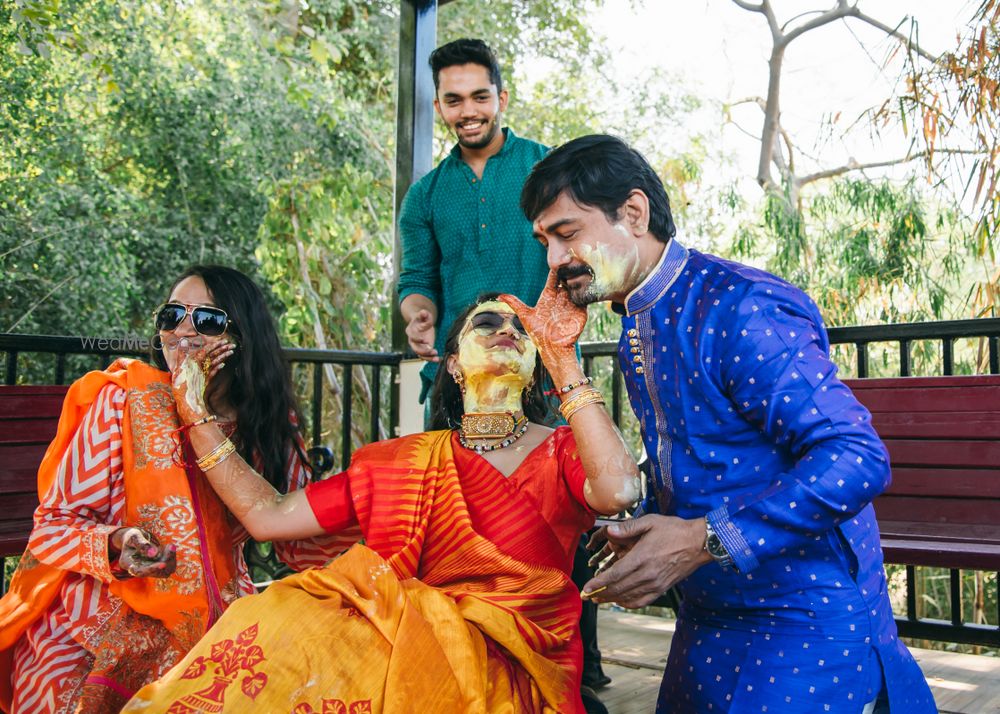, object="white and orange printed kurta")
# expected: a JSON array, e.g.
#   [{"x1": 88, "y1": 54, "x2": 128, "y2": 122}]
[{"x1": 0, "y1": 360, "x2": 356, "y2": 714}]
